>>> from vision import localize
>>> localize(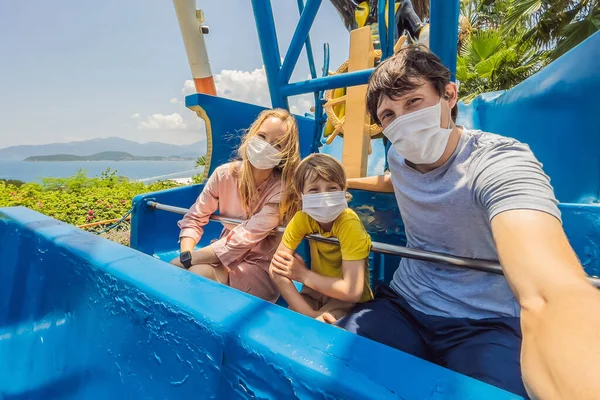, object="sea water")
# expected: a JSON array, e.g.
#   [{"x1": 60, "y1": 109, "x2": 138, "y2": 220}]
[{"x1": 0, "y1": 160, "x2": 202, "y2": 183}]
